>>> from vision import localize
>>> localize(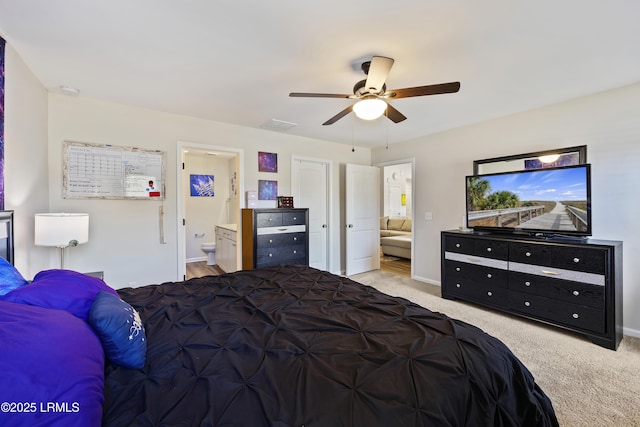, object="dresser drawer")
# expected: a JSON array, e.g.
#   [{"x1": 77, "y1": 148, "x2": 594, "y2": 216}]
[
  {"x1": 283, "y1": 211, "x2": 306, "y2": 225},
  {"x1": 257, "y1": 232, "x2": 306, "y2": 248},
  {"x1": 508, "y1": 271, "x2": 604, "y2": 309},
  {"x1": 444, "y1": 236, "x2": 474, "y2": 255},
  {"x1": 508, "y1": 291, "x2": 604, "y2": 334},
  {"x1": 256, "y1": 244, "x2": 306, "y2": 266},
  {"x1": 445, "y1": 260, "x2": 508, "y2": 288},
  {"x1": 256, "y1": 212, "x2": 283, "y2": 227},
  {"x1": 549, "y1": 246, "x2": 606, "y2": 275},
  {"x1": 445, "y1": 277, "x2": 508, "y2": 308},
  {"x1": 473, "y1": 239, "x2": 508, "y2": 260},
  {"x1": 509, "y1": 242, "x2": 552, "y2": 265}
]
